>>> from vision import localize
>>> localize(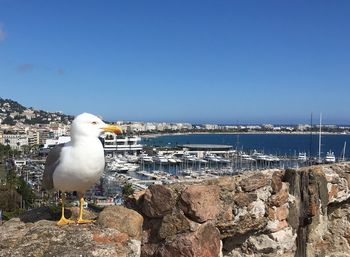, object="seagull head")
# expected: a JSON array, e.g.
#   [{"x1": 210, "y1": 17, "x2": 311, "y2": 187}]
[{"x1": 71, "y1": 113, "x2": 122, "y2": 138}]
